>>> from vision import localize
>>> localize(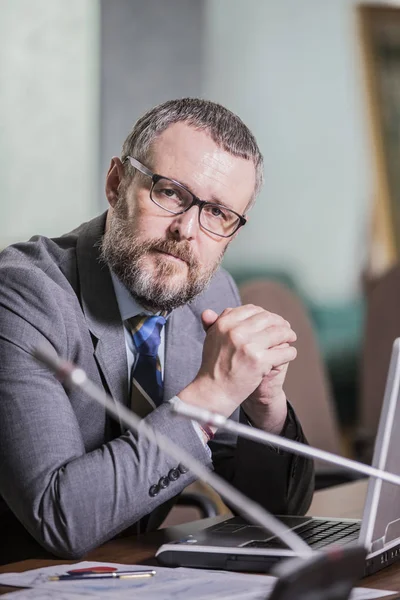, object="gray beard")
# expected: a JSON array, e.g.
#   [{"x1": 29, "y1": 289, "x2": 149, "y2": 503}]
[{"x1": 100, "y1": 204, "x2": 224, "y2": 313}]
